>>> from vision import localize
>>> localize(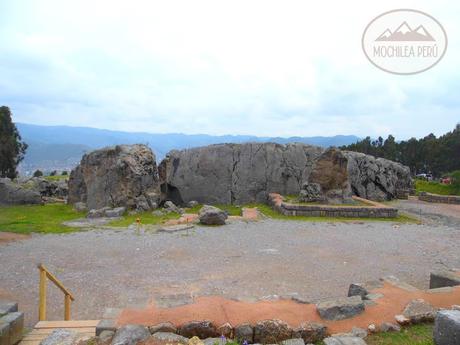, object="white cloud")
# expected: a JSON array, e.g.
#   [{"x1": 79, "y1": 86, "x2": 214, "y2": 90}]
[{"x1": 0, "y1": 0, "x2": 459, "y2": 139}]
